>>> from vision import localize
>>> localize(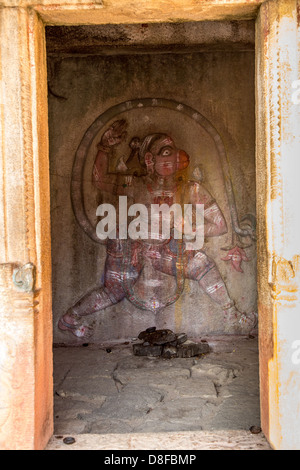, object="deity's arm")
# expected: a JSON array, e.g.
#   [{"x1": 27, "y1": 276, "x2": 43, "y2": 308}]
[
  {"x1": 92, "y1": 119, "x2": 133, "y2": 195},
  {"x1": 92, "y1": 144, "x2": 117, "y2": 193},
  {"x1": 184, "y1": 181, "x2": 228, "y2": 238}
]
